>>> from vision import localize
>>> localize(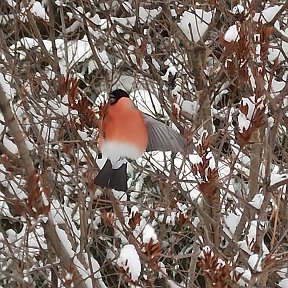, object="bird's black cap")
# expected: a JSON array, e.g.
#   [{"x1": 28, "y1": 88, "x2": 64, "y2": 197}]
[{"x1": 109, "y1": 89, "x2": 129, "y2": 104}]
